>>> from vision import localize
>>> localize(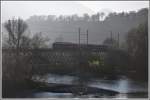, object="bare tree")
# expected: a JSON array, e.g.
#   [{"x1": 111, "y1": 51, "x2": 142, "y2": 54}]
[
  {"x1": 4, "y1": 18, "x2": 28, "y2": 51},
  {"x1": 31, "y1": 32, "x2": 50, "y2": 49},
  {"x1": 3, "y1": 18, "x2": 30, "y2": 81}
]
